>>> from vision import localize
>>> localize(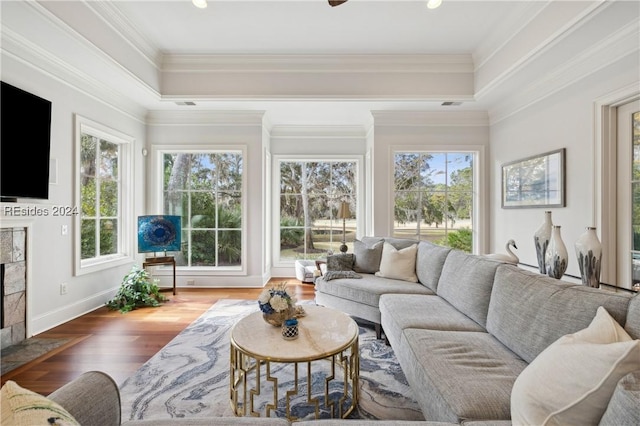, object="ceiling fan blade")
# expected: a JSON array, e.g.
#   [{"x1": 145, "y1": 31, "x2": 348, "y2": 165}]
[{"x1": 328, "y1": 0, "x2": 348, "y2": 7}]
